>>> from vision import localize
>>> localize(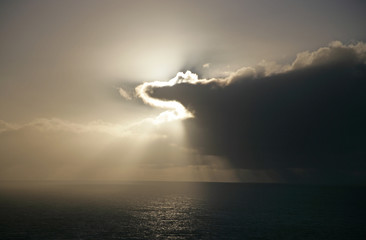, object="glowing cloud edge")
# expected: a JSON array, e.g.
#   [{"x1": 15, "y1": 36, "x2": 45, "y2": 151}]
[{"x1": 136, "y1": 71, "x2": 202, "y2": 124}]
